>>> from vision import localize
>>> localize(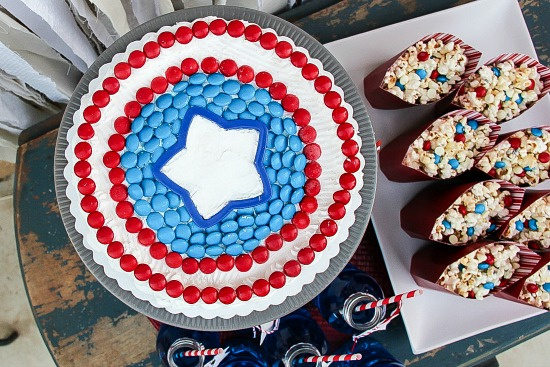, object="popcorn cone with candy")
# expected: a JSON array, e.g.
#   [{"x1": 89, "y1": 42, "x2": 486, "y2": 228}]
[
  {"x1": 364, "y1": 33, "x2": 481, "y2": 109},
  {"x1": 380, "y1": 109, "x2": 499, "y2": 182}
]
